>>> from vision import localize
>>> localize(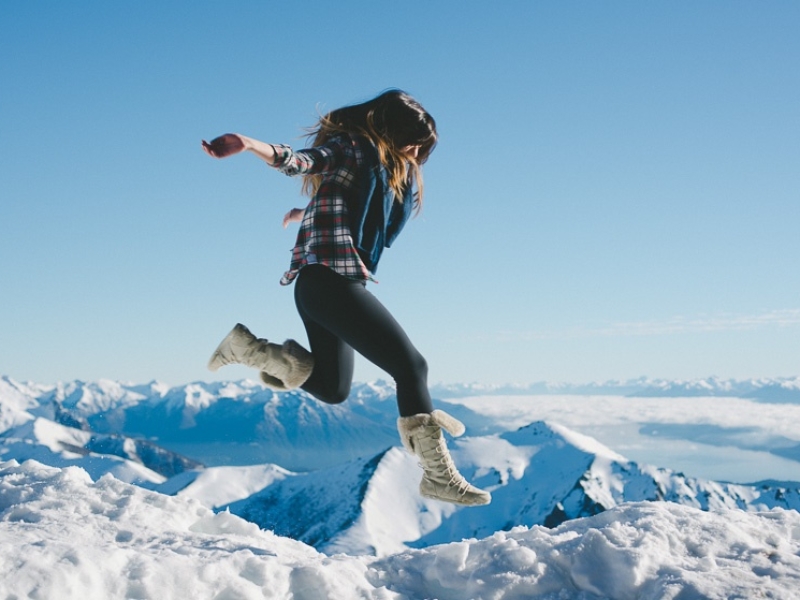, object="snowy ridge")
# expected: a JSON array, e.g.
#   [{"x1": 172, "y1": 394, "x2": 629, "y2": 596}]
[
  {"x1": 0, "y1": 415, "x2": 201, "y2": 486},
  {"x1": 0, "y1": 376, "x2": 41, "y2": 432},
  {"x1": 157, "y1": 463, "x2": 292, "y2": 509},
  {"x1": 226, "y1": 448, "x2": 453, "y2": 557},
  {"x1": 2, "y1": 459, "x2": 800, "y2": 600},
  {"x1": 222, "y1": 420, "x2": 800, "y2": 556}
]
